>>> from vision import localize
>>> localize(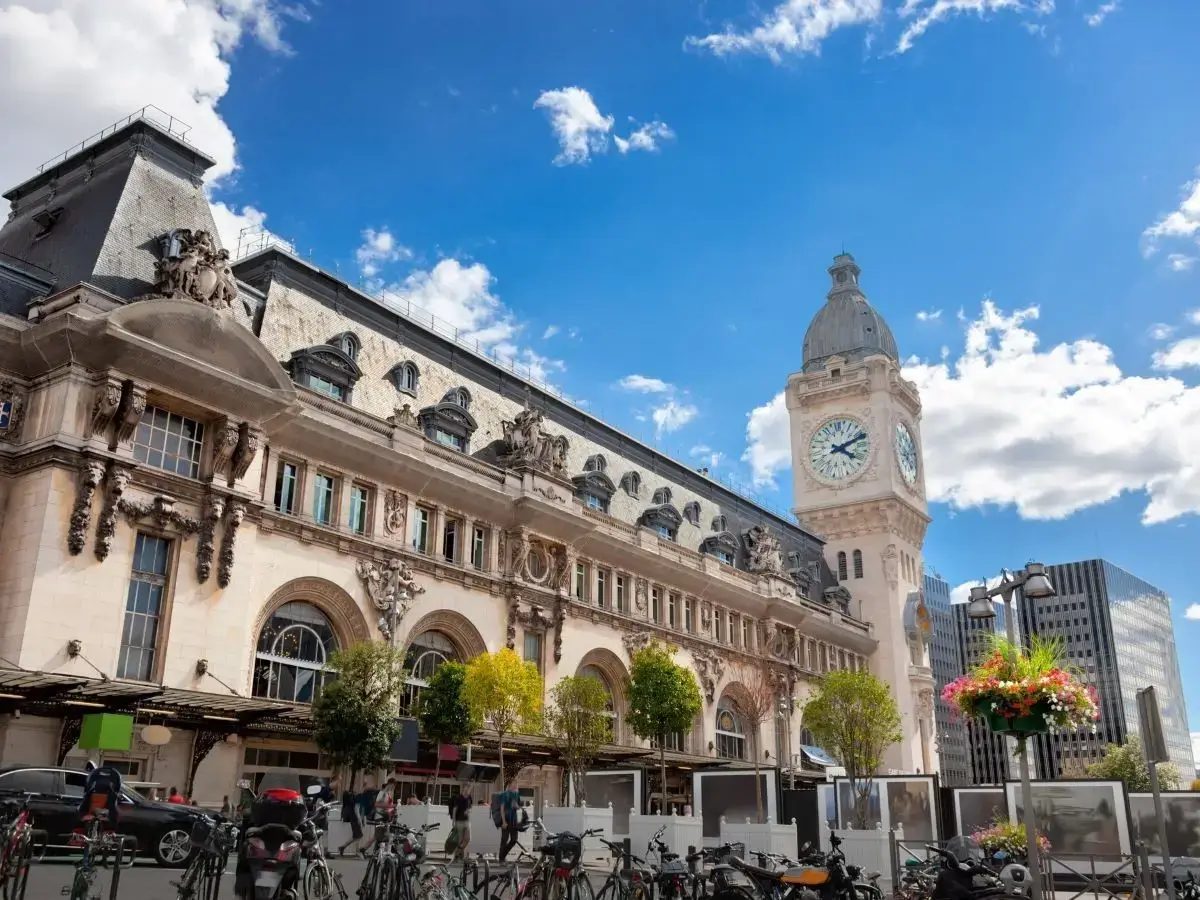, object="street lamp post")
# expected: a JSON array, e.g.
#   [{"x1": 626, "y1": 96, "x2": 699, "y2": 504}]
[{"x1": 965, "y1": 563, "x2": 1057, "y2": 900}]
